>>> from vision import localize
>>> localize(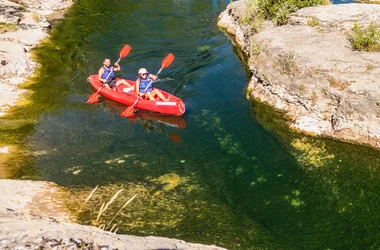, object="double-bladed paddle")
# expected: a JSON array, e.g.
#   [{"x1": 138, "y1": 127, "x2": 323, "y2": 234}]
[
  {"x1": 86, "y1": 44, "x2": 131, "y2": 104},
  {"x1": 120, "y1": 53, "x2": 175, "y2": 117}
]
